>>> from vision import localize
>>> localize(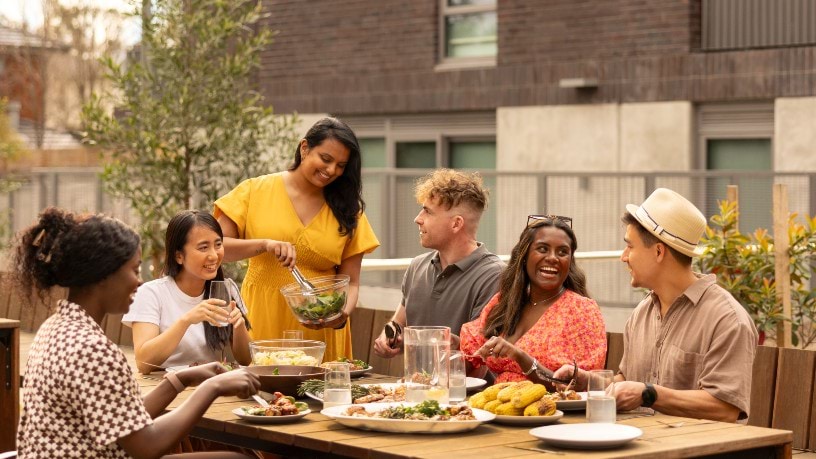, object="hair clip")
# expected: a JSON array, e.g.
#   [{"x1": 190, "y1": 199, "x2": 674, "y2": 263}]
[{"x1": 32, "y1": 229, "x2": 46, "y2": 247}]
